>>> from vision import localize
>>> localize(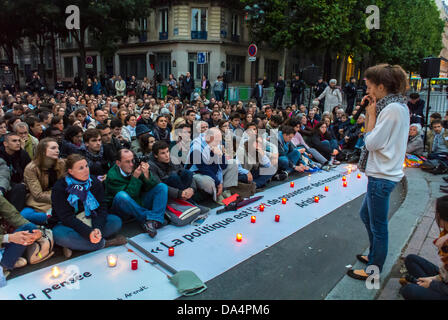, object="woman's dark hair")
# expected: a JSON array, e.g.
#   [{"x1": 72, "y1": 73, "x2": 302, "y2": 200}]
[
  {"x1": 436, "y1": 196, "x2": 448, "y2": 228},
  {"x1": 66, "y1": 153, "x2": 86, "y2": 171},
  {"x1": 218, "y1": 119, "x2": 229, "y2": 130},
  {"x1": 6, "y1": 116, "x2": 21, "y2": 132},
  {"x1": 51, "y1": 115, "x2": 63, "y2": 126},
  {"x1": 64, "y1": 125, "x2": 83, "y2": 143},
  {"x1": 313, "y1": 121, "x2": 328, "y2": 135},
  {"x1": 364, "y1": 64, "x2": 409, "y2": 95},
  {"x1": 138, "y1": 133, "x2": 154, "y2": 154},
  {"x1": 286, "y1": 117, "x2": 301, "y2": 128},
  {"x1": 281, "y1": 125, "x2": 295, "y2": 136}
]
